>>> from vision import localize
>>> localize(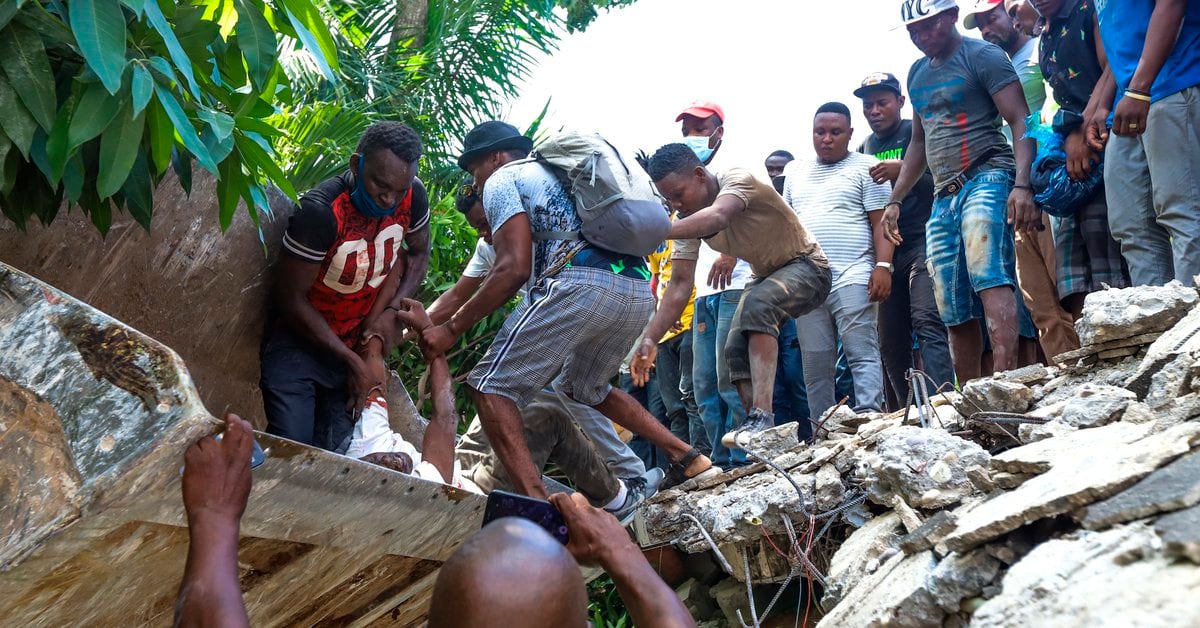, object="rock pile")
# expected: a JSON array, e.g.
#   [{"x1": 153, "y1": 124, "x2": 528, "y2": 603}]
[{"x1": 635, "y1": 282, "x2": 1200, "y2": 627}]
